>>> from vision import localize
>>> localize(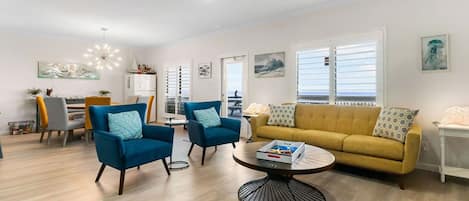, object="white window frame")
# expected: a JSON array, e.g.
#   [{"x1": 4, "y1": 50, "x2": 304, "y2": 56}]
[{"x1": 295, "y1": 30, "x2": 385, "y2": 106}]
